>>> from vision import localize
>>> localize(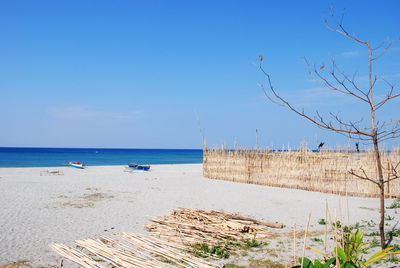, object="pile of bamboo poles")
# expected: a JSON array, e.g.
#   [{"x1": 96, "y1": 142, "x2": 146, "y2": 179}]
[
  {"x1": 203, "y1": 148, "x2": 400, "y2": 198},
  {"x1": 121, "y1": 233, "x2": 219, "y2": 267},
  {"x1": 50, "y1": 233, "x2": 218, "y2": 268},
  {"x1": 145, "y1": 208, "x2": 283, "y2": 245},
  {"x1": 50, "y1": 208, "x2": 282, "y2": 267}
]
